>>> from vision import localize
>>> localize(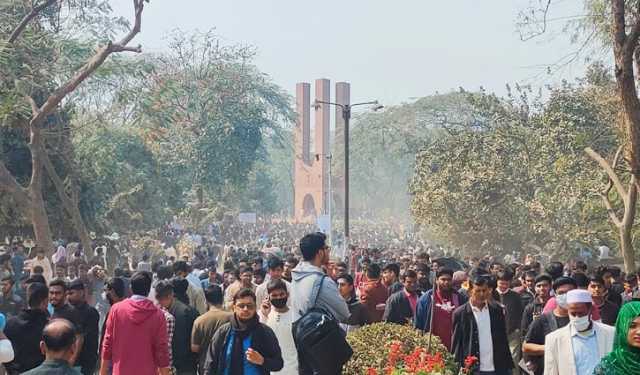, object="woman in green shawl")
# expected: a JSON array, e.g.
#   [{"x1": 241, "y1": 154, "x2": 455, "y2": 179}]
[{"x1": 594, "y1": 301, "x2": 640, "y2": 374}]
